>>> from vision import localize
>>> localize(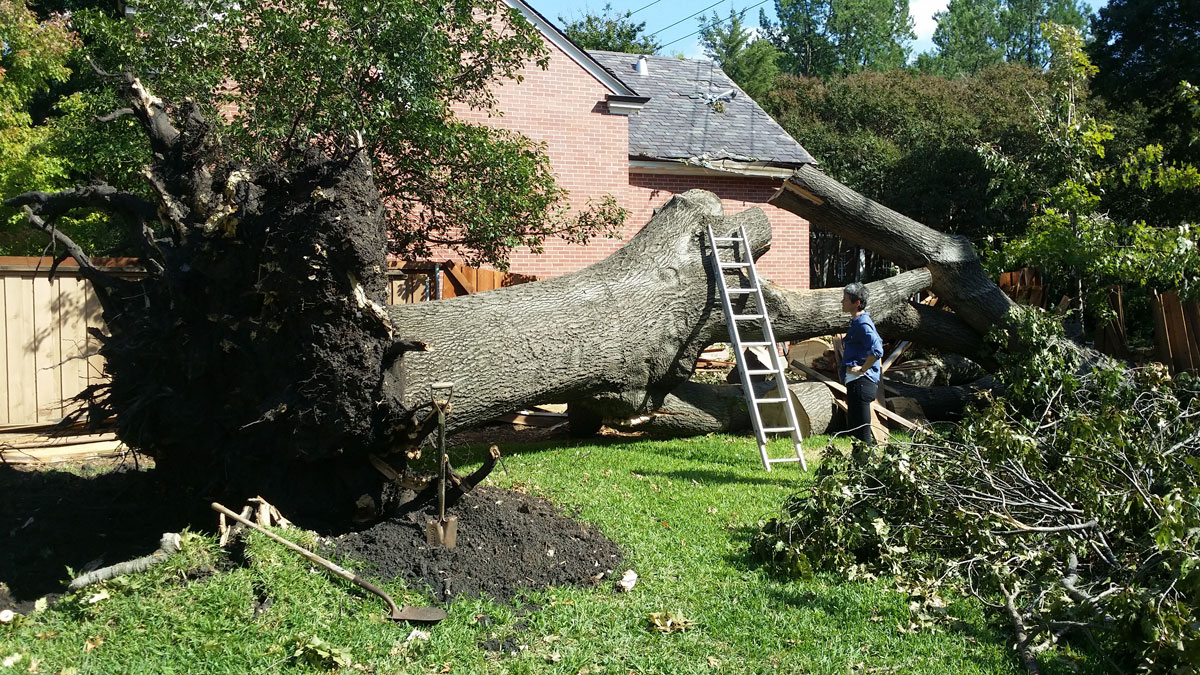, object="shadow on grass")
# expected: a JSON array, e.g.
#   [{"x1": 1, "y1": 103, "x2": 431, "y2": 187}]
[
  {"x1": 638, "y1": 467, "x2": 805, "y2": 488},
  {"x1": 0, "y1": 463, "x2": 192, "y2": 608}
]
